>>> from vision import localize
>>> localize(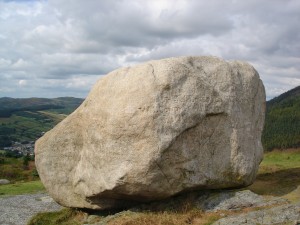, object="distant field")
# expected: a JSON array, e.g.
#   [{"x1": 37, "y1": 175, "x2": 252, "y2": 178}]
[
  {"x1": 0, "y1": 180, "x2": 44, "y2": 196},
  {"x1": 0, "y1": 97, "x2": 83, "y2": 147},
  {"x1": 39, "y1": 110, "x2": 67, "y2": 122},
  {"x1": 0, "y1": 110, "x2": 67, "y2": 146},
  {"x1": 259, "y1": 148, "x2": 300, "y2": 173}
]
